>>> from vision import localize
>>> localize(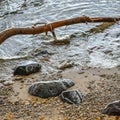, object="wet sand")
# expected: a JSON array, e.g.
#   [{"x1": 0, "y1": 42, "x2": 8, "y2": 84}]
[{"x1": 0, "y1": 66, "x2": 120, "y2": 120}]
